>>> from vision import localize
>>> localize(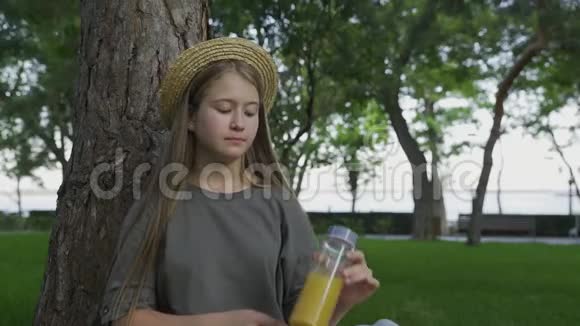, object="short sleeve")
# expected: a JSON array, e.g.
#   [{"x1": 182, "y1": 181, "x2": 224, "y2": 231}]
[
  {"x1": 277, "y1": 193, "x2": 319, "y2": 321},
  {"x1": 98, "y1": 198, "x2": 158, "y2": 325}
]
